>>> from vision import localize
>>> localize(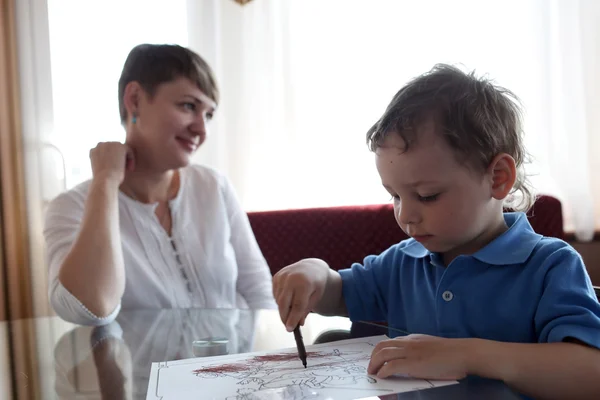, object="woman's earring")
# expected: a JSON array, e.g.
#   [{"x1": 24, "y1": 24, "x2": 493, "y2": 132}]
[{"x1": 132, "y1": 112, "x2": 137, "y2": 124}]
